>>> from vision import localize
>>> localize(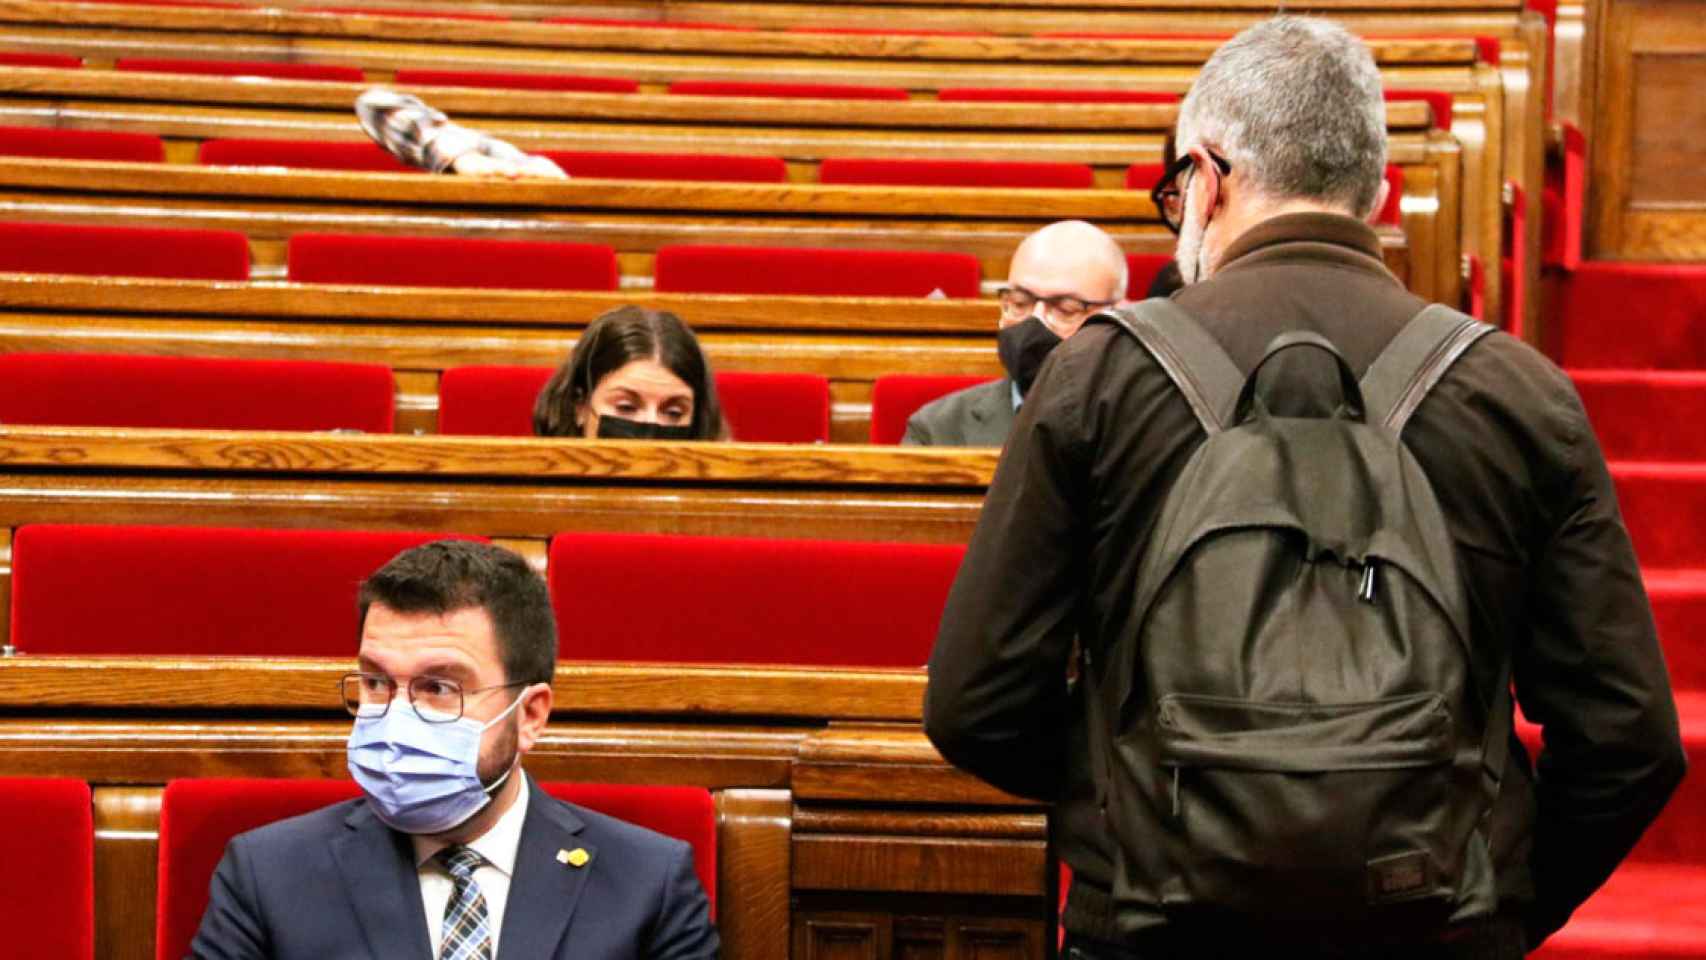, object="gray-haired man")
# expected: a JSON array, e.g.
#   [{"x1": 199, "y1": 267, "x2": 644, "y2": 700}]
[{"x1": 925, "y1": 16, "x2": 1682, "y2": 959}]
